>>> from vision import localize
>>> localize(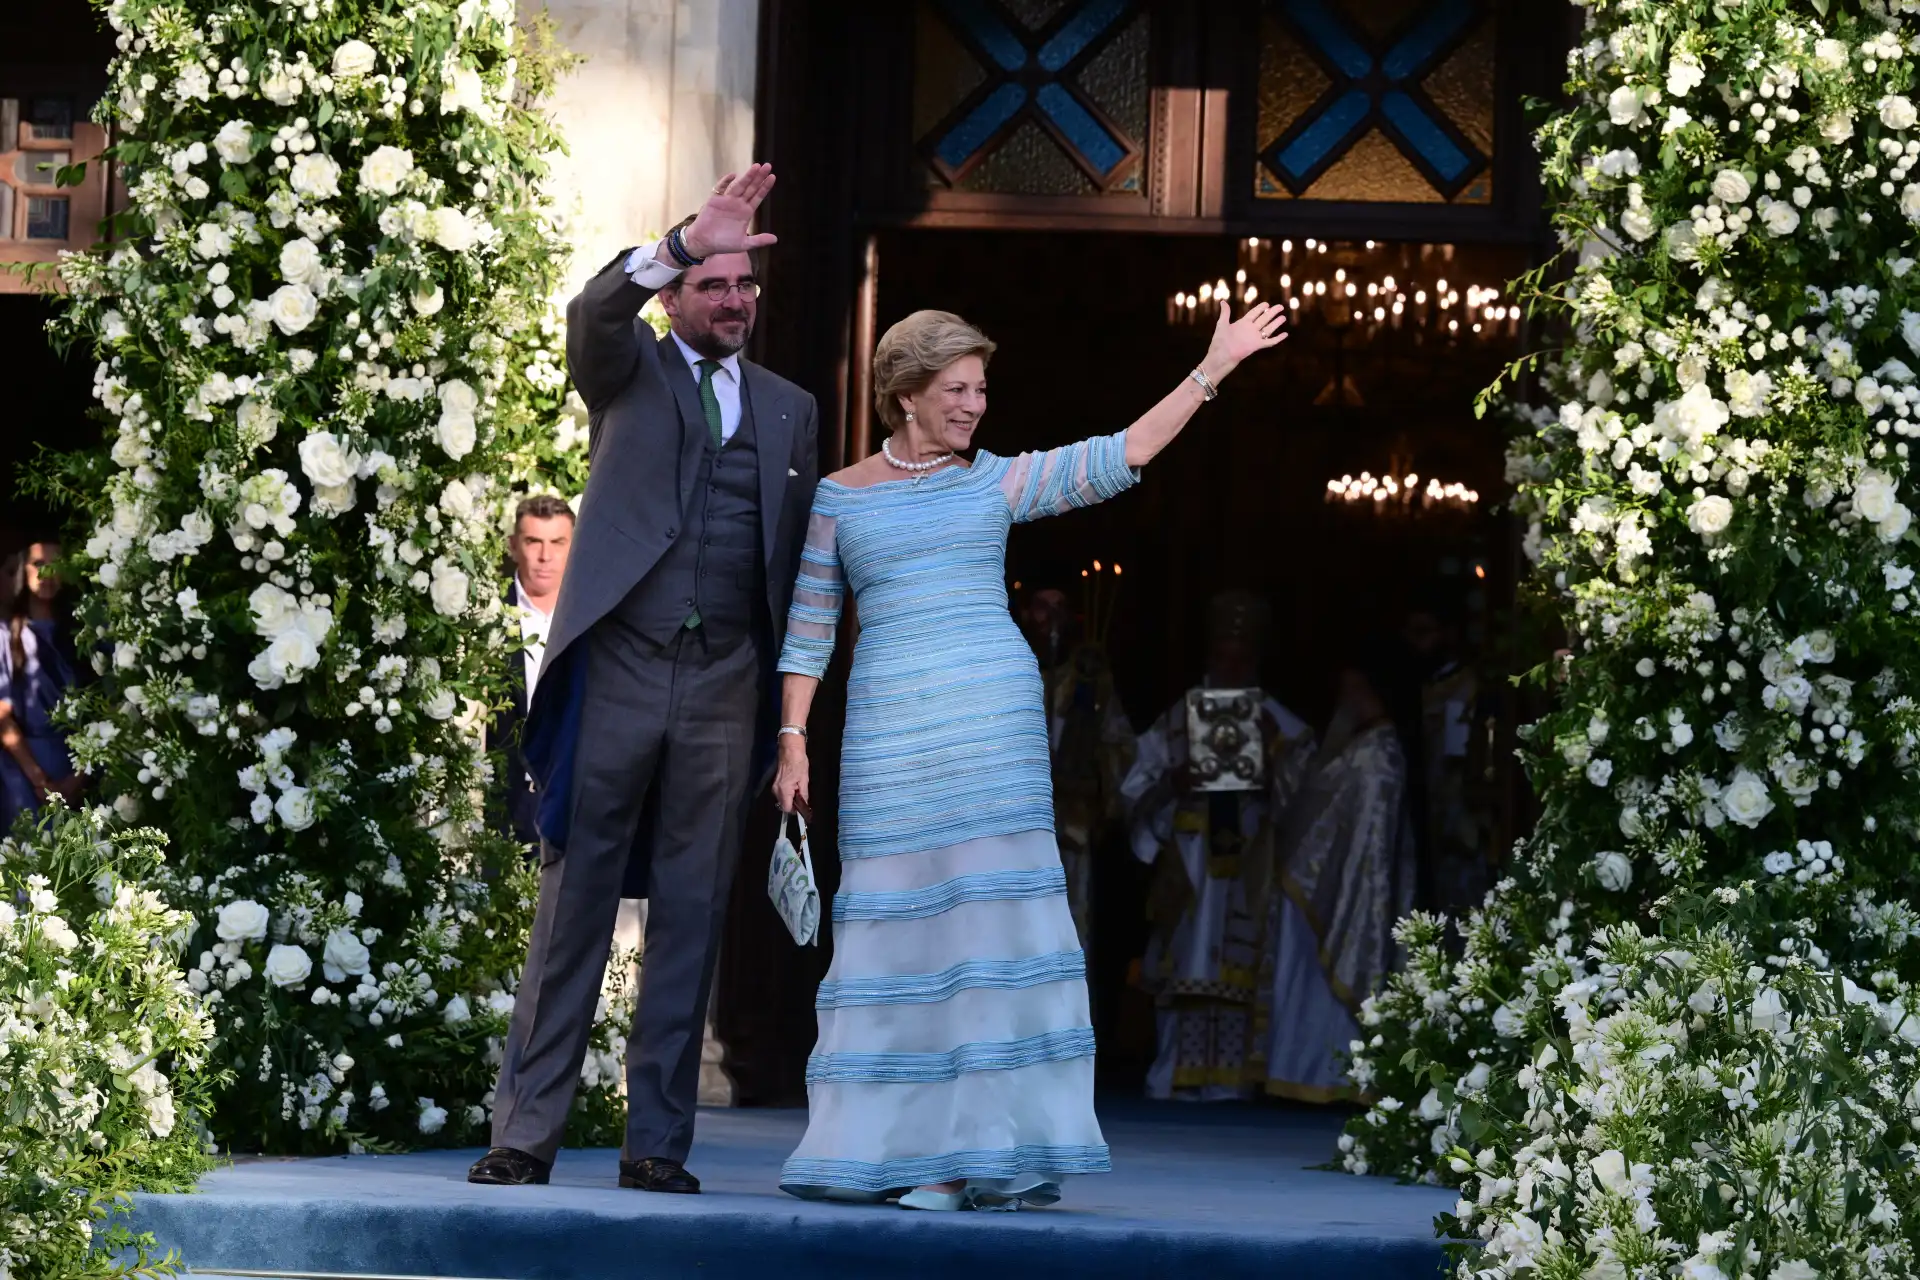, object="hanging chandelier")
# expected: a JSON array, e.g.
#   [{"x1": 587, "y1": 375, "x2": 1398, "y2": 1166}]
[{"x1": 1168, "y1": 238, "x2": 1522, "y2": 344}]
